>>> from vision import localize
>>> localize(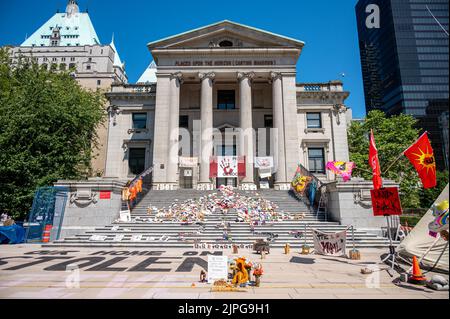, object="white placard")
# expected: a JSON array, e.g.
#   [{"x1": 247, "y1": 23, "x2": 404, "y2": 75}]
[
  {"x1": 207, "y1": 255, "x2": 228, "y2": 283},
  {"x1": 254, "y1": 157, "x2": 274, "y2": 169},
  {"x1": 119, "y1": 210, "x2": 131, "y2": 222},
  {"x1": 260, "y1": 181, "x2": 270, "y2": 189}
]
